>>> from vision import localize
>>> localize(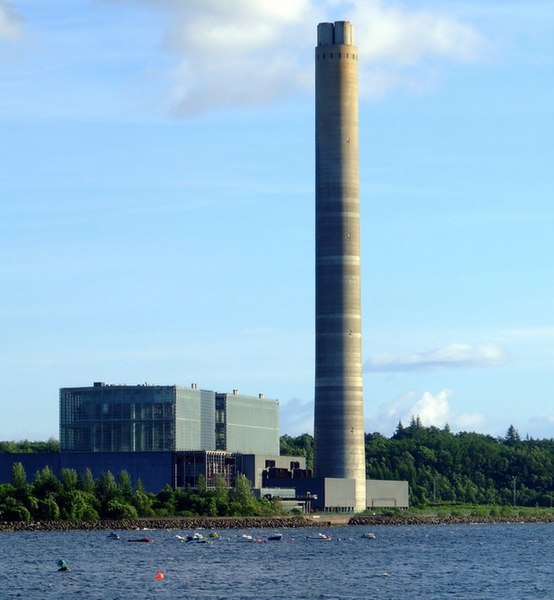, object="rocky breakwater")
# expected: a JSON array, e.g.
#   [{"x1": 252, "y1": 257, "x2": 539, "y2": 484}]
[
  {"x1": 0, "y1": 516, "x2": 315, "y2": 533},
  {"x1": 349, "y1": 514, "x2": 554, "y2": 526}
]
